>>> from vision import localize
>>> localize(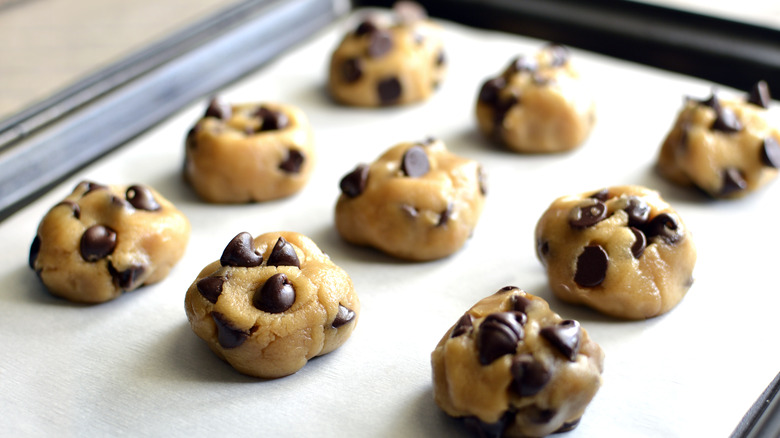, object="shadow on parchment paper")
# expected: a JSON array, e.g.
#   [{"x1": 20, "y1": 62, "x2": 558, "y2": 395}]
[{"x1": 409, "y1": 386, "x2": 472, "y2": 438}]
